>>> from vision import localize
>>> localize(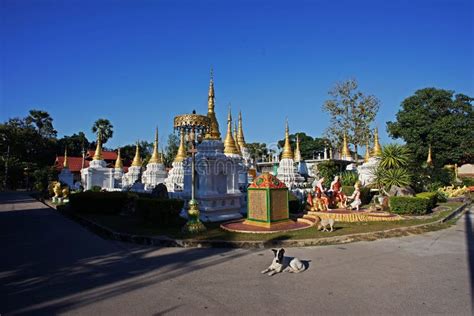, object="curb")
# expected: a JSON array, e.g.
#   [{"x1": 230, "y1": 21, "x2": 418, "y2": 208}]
[{"x1": 44, "y1": 200, "x2": 471, "y2": 249}]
